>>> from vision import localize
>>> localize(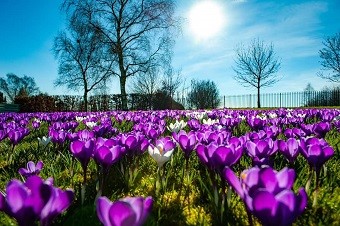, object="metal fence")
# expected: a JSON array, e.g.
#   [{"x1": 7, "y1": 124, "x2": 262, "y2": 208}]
[{"x1": 221, "y1": 90, "x2": 340, "y2": 108}]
